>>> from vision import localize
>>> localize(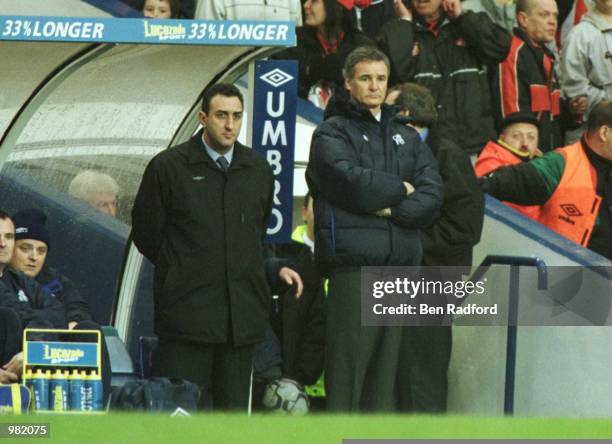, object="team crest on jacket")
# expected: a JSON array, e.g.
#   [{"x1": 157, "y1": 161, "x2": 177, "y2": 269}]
[
  {"x1": 411, "y1": 42, "x2": 420, "y2": 56},
  {"x1": 455, "y1": 37, "x2": 466, "y2": 47},
  {"x1": 392, "y1": 134, "x2": 405, "y2": 145},
  {"x1": 17, "y1": 290, "x2": 28, "y2": 302}
]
